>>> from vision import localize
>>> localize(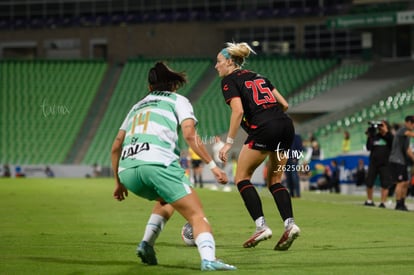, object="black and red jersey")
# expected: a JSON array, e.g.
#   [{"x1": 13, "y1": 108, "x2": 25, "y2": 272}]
[{"x1": 221, "y1": 69, "x2": 286, "y2": 132}]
